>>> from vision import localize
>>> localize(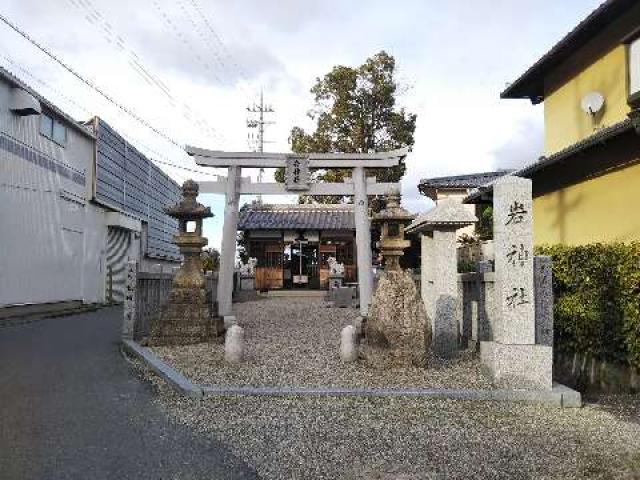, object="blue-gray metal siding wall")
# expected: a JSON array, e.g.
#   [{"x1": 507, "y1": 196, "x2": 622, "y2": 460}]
[{"x1": 95, "y1": 119, "x2": 181, "y2": 261}]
